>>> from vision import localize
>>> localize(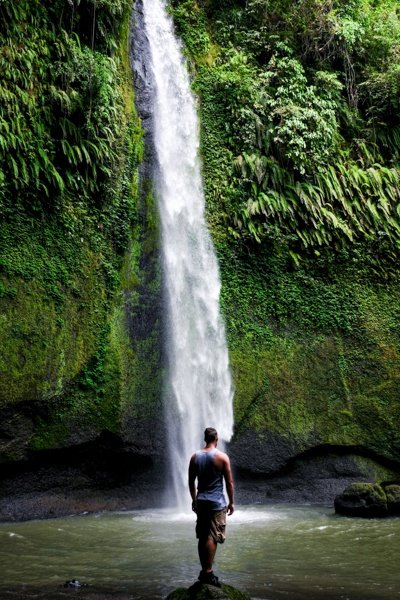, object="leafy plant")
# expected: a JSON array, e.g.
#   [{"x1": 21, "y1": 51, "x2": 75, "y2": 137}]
[{"x1": 176, "y1": 0, "x2": 400, "y2": 256}]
